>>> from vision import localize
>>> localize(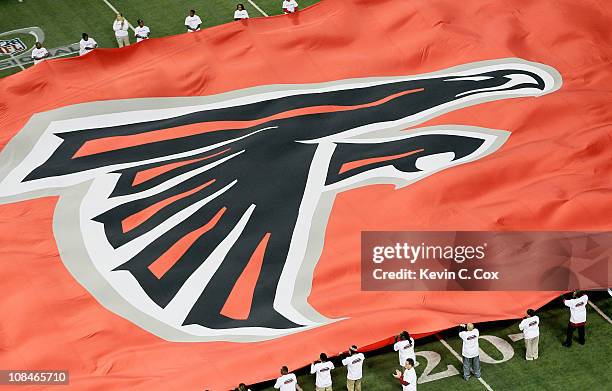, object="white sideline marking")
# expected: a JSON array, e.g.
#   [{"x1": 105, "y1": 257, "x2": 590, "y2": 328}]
[
  {"x1": 247, "y1": 0, "x2": 269, "y2": 17},
  {"x1": 101, "y1": 0, "x2": 136, "y2": 31},
  {"x1": 588, "y1": 300, "x2": 612, "y2": 325},
  {"x1": 436, "y1": 335, "x2": 494, "y2": 391}
]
